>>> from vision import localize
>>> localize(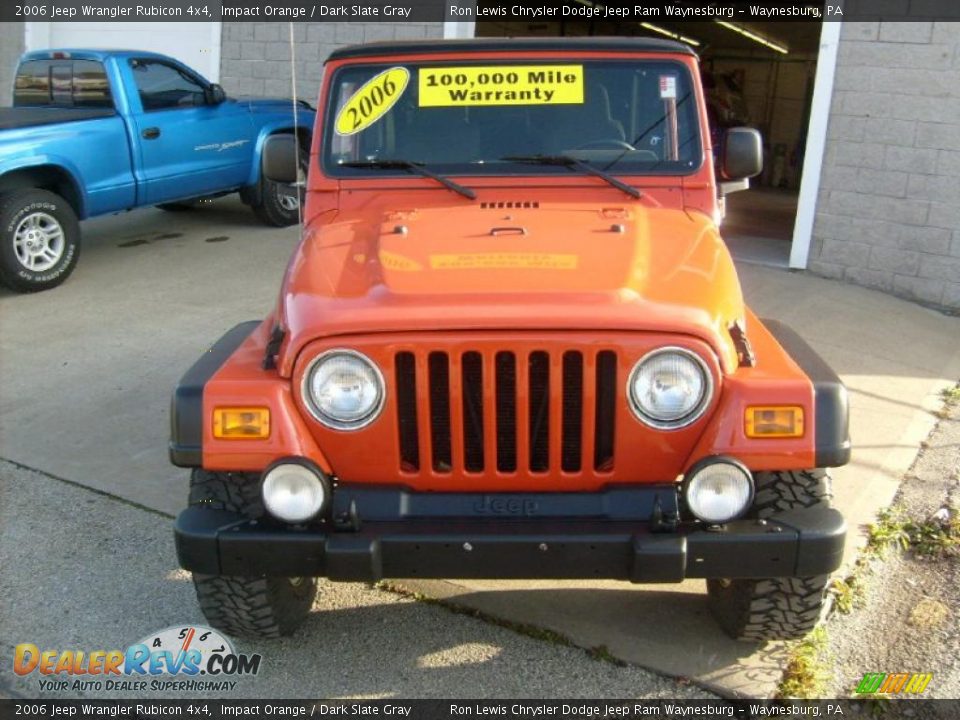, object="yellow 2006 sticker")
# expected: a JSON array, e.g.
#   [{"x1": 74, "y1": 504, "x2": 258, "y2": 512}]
[
  {"x1": 419, "y1": 65, "x2": 584, "y2": 107},
  {"x1": 335, "y1": 67, "x2": 409, "y2": 136}
]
